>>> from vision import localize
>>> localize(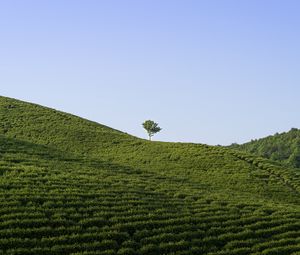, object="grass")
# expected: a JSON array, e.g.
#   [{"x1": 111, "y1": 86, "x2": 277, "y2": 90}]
[{"x1": 0, "y1": 95, "x2": 299, "y2": 254}]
